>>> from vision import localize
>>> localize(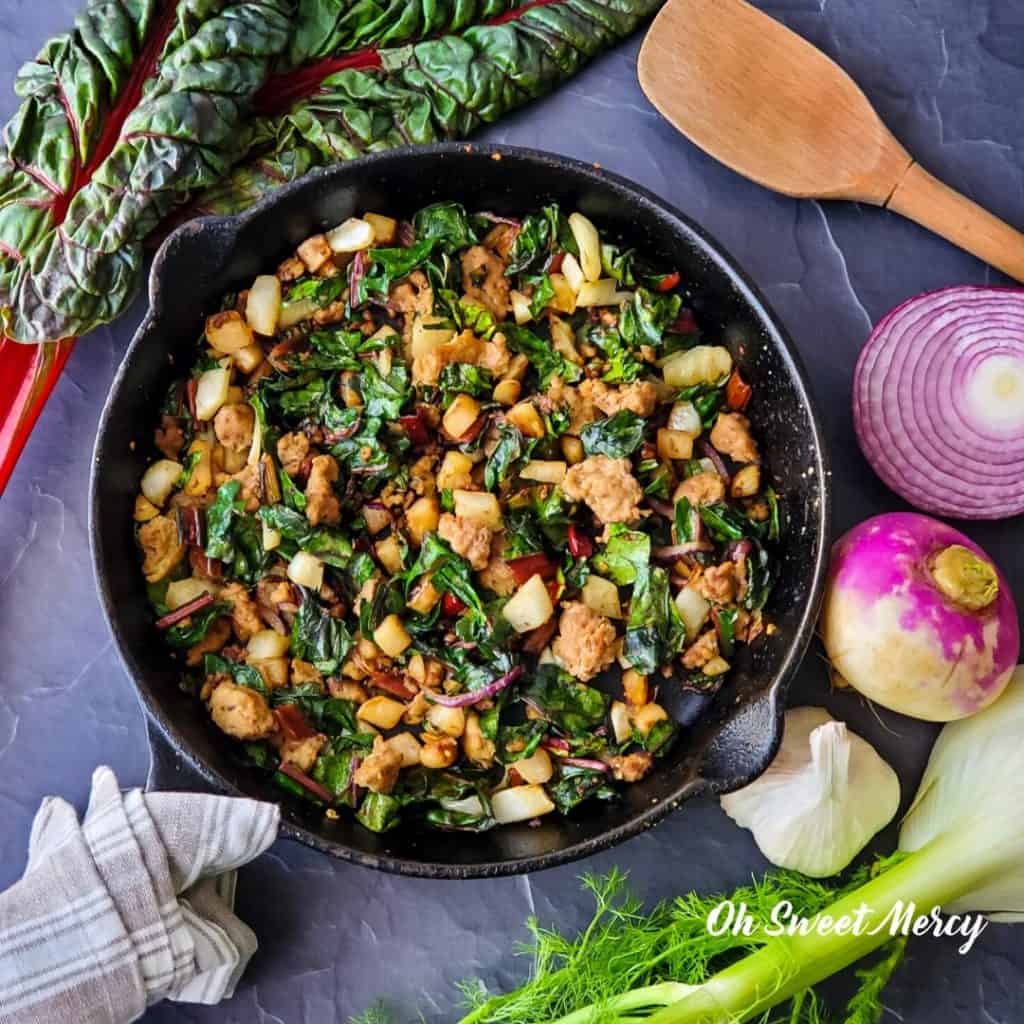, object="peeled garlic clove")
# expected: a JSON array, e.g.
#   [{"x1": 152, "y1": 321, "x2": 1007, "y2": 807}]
[{"x1": 721, "y1": 707, "x2": 900, "y2": 879}]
